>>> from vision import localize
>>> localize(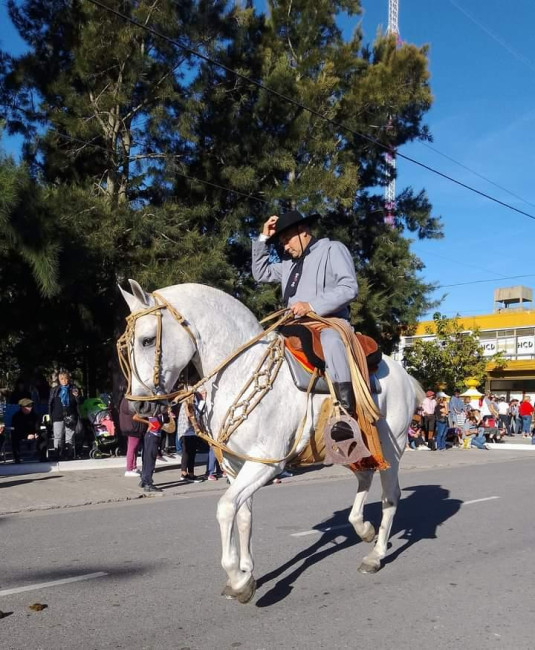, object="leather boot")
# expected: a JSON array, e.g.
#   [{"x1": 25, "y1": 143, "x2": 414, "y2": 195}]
[{"x1": 331, "y1": 382, "x2": 356, "y2": 442}]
